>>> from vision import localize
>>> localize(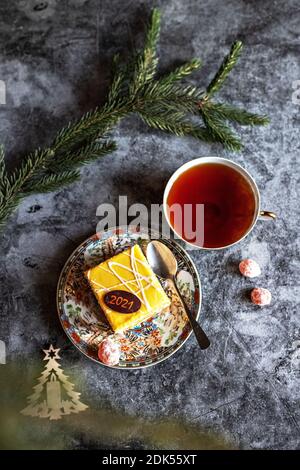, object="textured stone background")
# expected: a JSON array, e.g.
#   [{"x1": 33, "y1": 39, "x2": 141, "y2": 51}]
[{"x1": 0, "y1": 0, "x2": 299, "y2": 450}]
